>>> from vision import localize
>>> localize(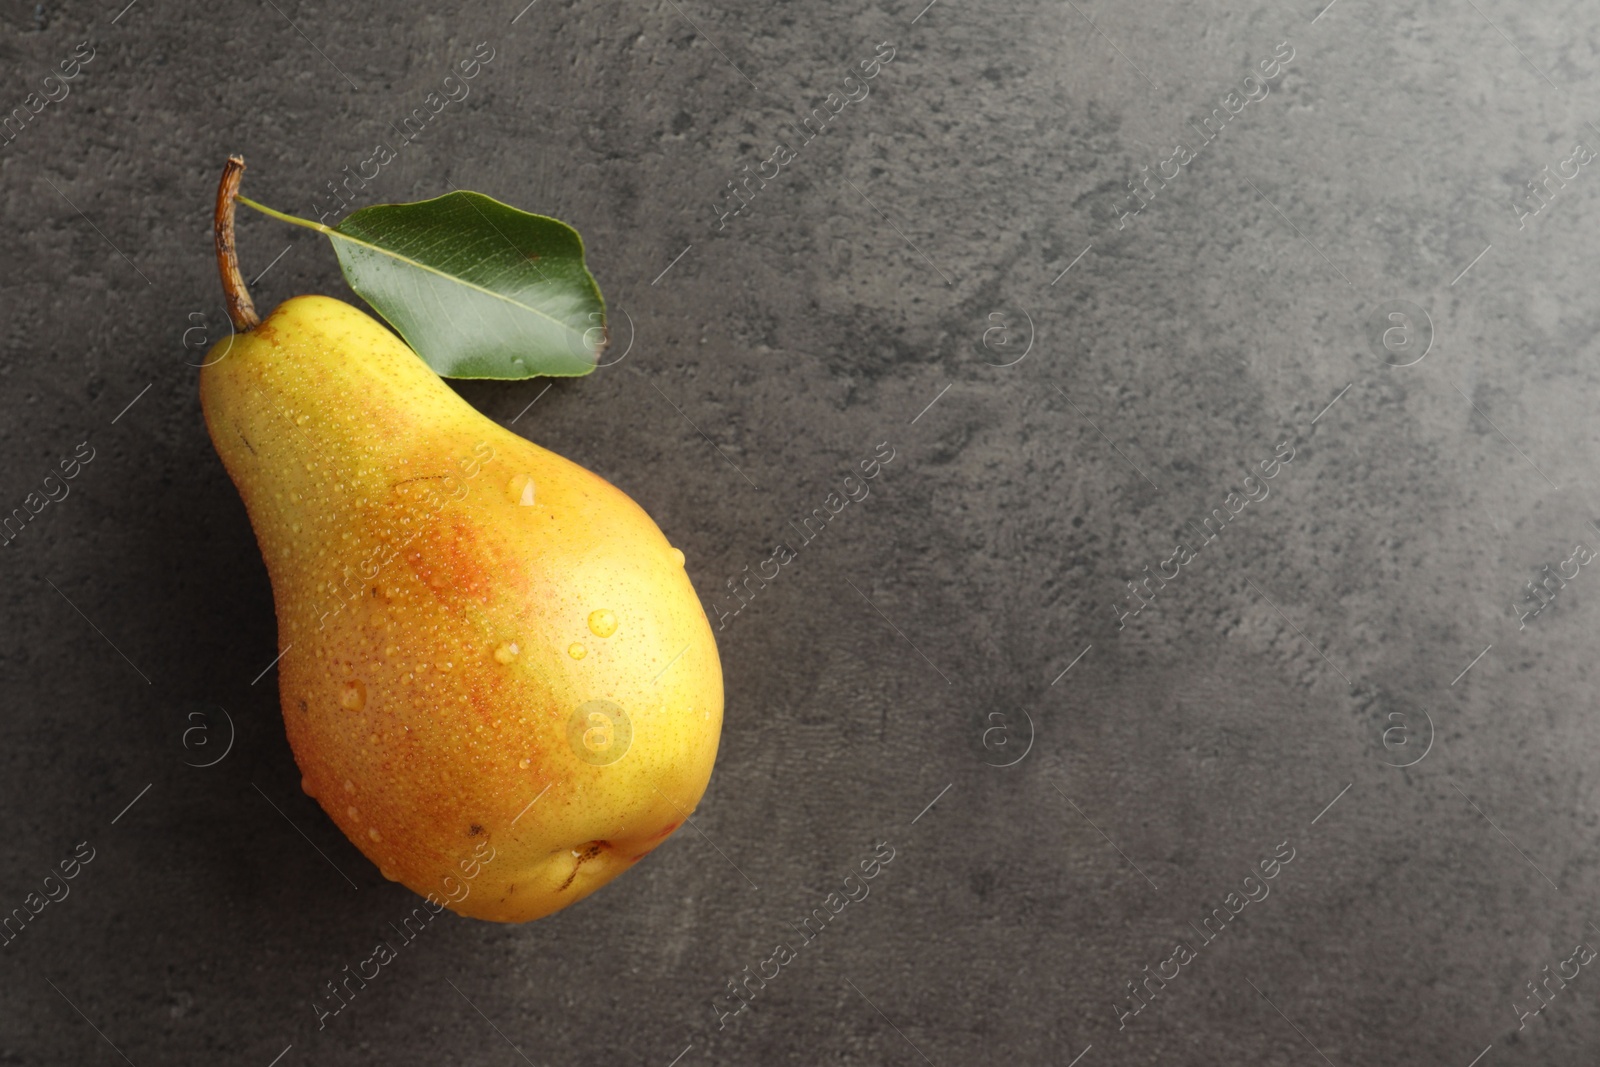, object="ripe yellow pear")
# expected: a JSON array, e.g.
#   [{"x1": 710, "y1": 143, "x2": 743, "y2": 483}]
[{"x1": 199, "y1": 294, "x2": 723, "y2": 922}]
